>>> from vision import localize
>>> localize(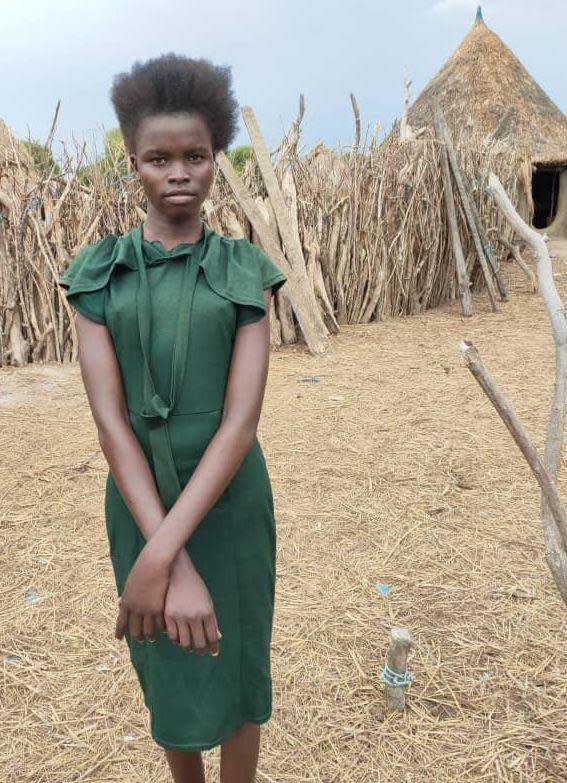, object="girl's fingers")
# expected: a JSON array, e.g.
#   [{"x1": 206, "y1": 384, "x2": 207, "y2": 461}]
[
  {"x1": 165, "y1": 615, "x2": 178, "y2": 644},
  {"x1": 203, "y1": 615, "x2": 220, "y2": 656},
  {"x1": 177, "y1": 621, "x2": 193, "y2": 653},
  {"x1": 155, "y1": 613, "x2": 166, "y2": 633},
  {"x1": 115, "y1": 602, "x2": 128, "y2": 640},
  {"x1": 129, "y1": 612, "x2": 143, "y2": 642},
  {"x1": 142, "y1": 613, "x2": 155, "y2": 641},
  {"x1": 190, "y1": 620, "x2": 208, "y2": 655}
]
